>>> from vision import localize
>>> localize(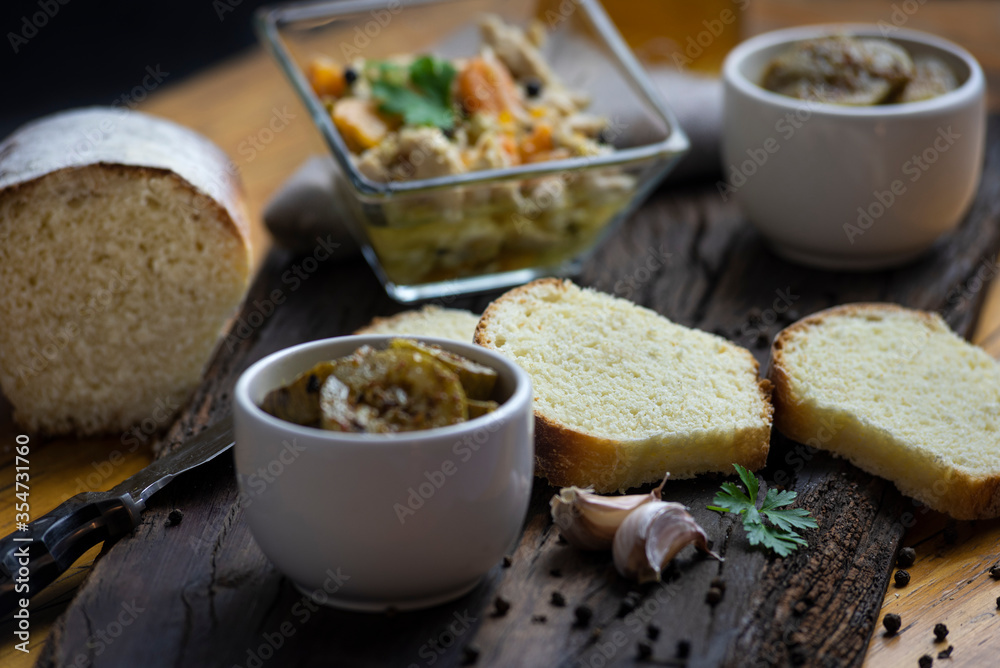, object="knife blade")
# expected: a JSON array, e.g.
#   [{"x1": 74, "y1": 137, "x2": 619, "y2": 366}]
[{"x1": 0, "y1": 415, "x2": 235, "y2": 618}]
